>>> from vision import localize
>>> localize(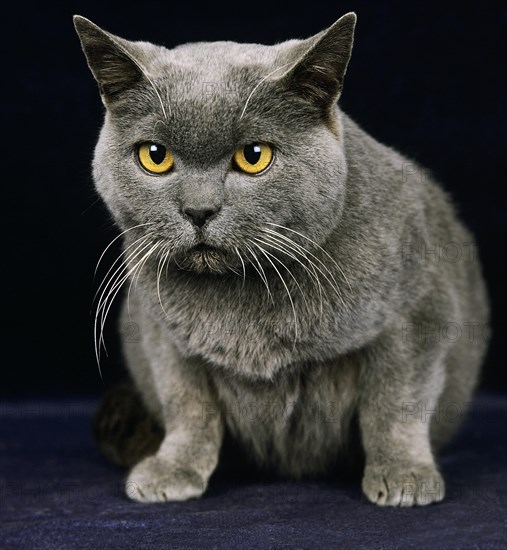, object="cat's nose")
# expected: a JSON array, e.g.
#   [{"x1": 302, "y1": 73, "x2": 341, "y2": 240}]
[{"x1": 184, "y1": 206, "x2": 221, "y2": 228}]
